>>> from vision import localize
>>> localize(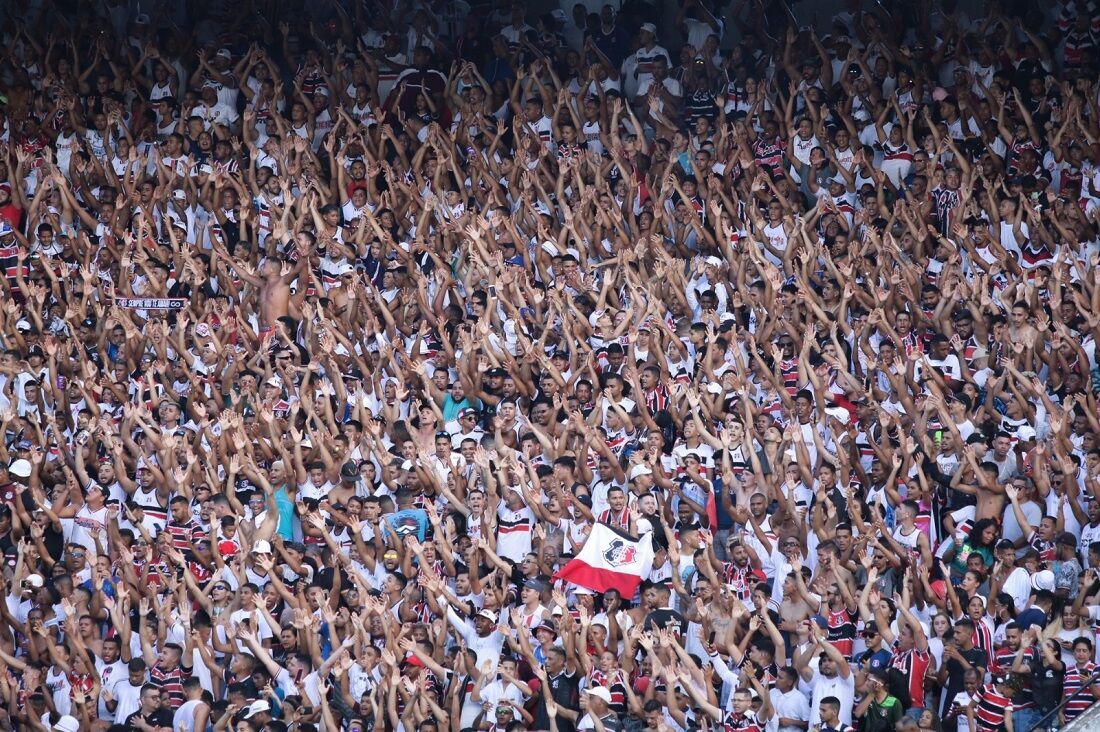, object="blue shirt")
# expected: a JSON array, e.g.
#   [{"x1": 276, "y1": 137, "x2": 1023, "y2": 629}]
[
  {"x1": 388, "y1": 509, "x2": 428, "y2": 542},
  {"x1": 861, "y1": 647, "x2": 892, "y2": 671},
  {"x1": 442, "y1": 395, "x2": 476, "y2": 422},
  {"x1": 273, "y1": 486, "x2": 296, "y2": 541},
  {"x1": 1017, "y1": 607, "x2": 1048, "y2": 629}
]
